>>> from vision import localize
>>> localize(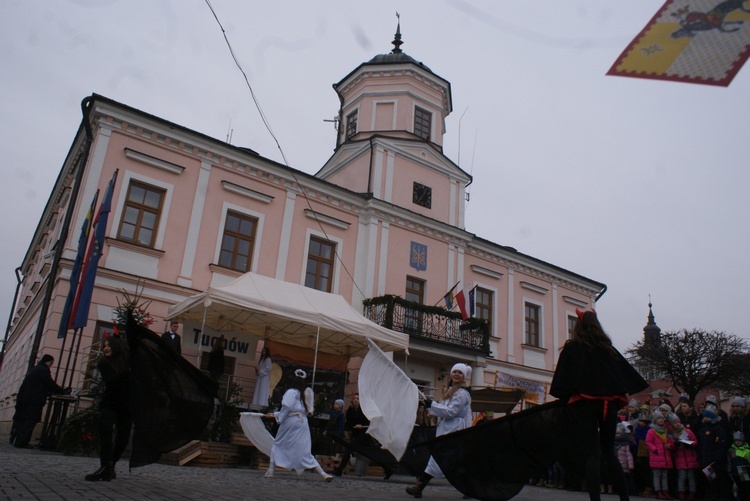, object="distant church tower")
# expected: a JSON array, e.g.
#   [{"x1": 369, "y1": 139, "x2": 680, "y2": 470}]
[{"x1": 643, "y1": 300, "x2": 662, "y2": 344}]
